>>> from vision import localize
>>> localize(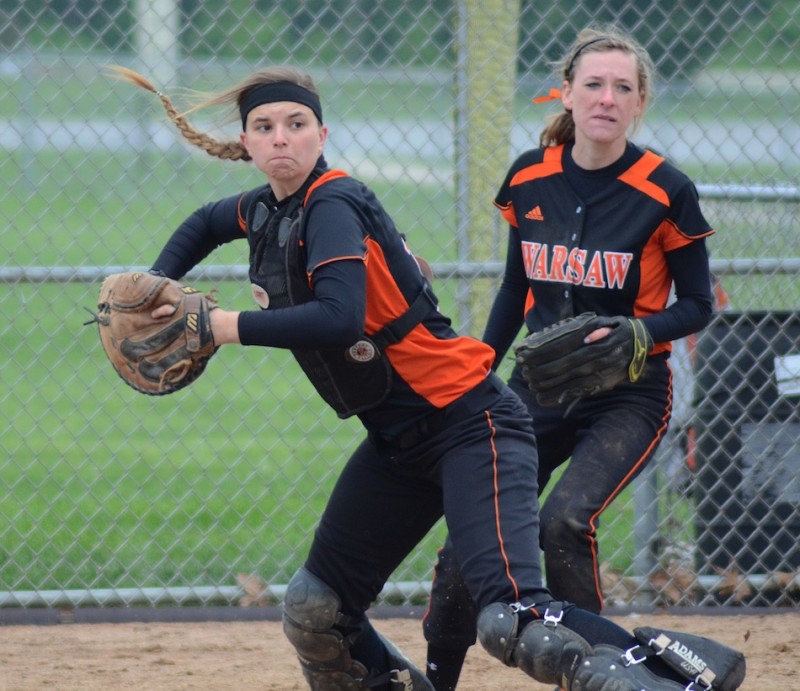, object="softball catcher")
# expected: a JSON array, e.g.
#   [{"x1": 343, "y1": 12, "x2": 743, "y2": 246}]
[{"x1": 97, "y1": 61, "x2": 742, "y2": 691}]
